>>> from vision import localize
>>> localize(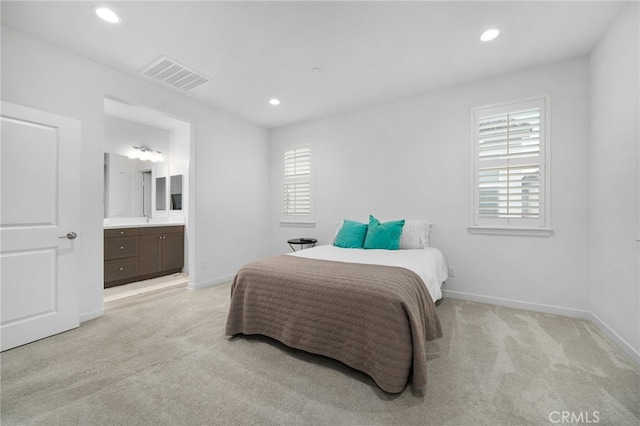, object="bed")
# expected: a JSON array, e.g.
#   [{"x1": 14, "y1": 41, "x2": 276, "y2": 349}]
[{"x1": 225, "y1": 220, "x2": 448, "y2": 393}]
